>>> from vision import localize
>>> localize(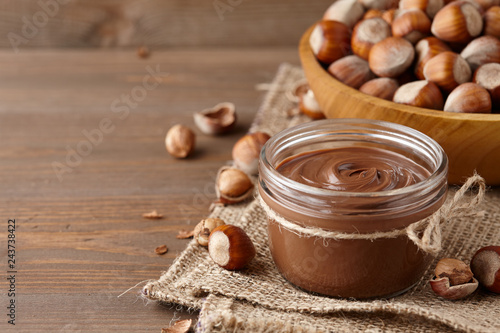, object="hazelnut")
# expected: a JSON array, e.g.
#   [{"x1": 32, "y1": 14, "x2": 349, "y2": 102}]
[
  {"x1": 286, "y1": 80, "x2": 309, "y2": 104},
  {"x1": 392, "y1": 9, "x2": 432, "y2": 44},
  {"x1": 232, "y1": 132, "x2": 270, "y2": 174},
  {"x1": 414, "y1": 37, "x2": 451, "y2": 80},
  {"x1": 322, "y1": 0, "x2": 366, "y2": 29},
  {"x1": 309, "y1": 20, "x2": 351, "y2": 65},
  {"x1": 368, "y1": 37, "x2": 415, "y2": 78},
  {"x1": 393, "y1": 80, "x2": 444, "y2": 109},
  {"x1": 299, "y1": 89, "x2": 325, "y2": 119},
  {"x1": 431, "y1": 1, "x2": 483, "y2": 44},
  {"x1": 359, "y1": 78, "x2": 400, "y2": 101},
  {"x1": 193, "y1": 102, "x2": 236, "y2": 135},
  {"x1": 430, "y1": 258, "x2": 478, "y2": 300},
  {"x1": 399, "y1": 0, "x2": 445, "y2": 18},
  {"x1": 423, "y1": 51, "x2": 471, "y2": 93},
  {"x1": 329, "y1": 55, "x2": 375, "y2": 89},
  {"x1": 473, "y1": 63, "x2": 500, "y2": 108},
  {"x1": 215, "y1": 166, "x2": 254, "y2": 204},
  {"x1": 363, "y1": 9, "x2": 384, "y2": 19},
  {"x1": 193, "y1": 218, "x2": 225, "y2": 247},
  {"x1": 473, "y1": 0, "x2": 500, "y2": 10},
  {"x1": 470, "y1": 246, "x2": 500, "y2": 293},
  {"x1": 351, "y1": 17, "x2": 392, "y2": 60},
  {"x1": 460, "y1": 36, "x2": 500, "y2": 72},
  {"x1": 382, "y1": 8, "x2": 399, "y2": 25},
  {"x1": 208, "y1": 224, "x2": 256, "y2": 270},
  {"x1": 137, "y1": 46, "x2": 150, "y2": 59},
  {"x1": 484, "y1": 6, "x2": 500, "y2": 38},
  {"x1": 165, "y1": 124, "x2": 195, "y2": 159},
  {"x1": 359, "y1": 0, "x2": 399, "y2": 10},
  {"x1": 444, "y1": 82, "x2": 492, "y2": 113}
]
